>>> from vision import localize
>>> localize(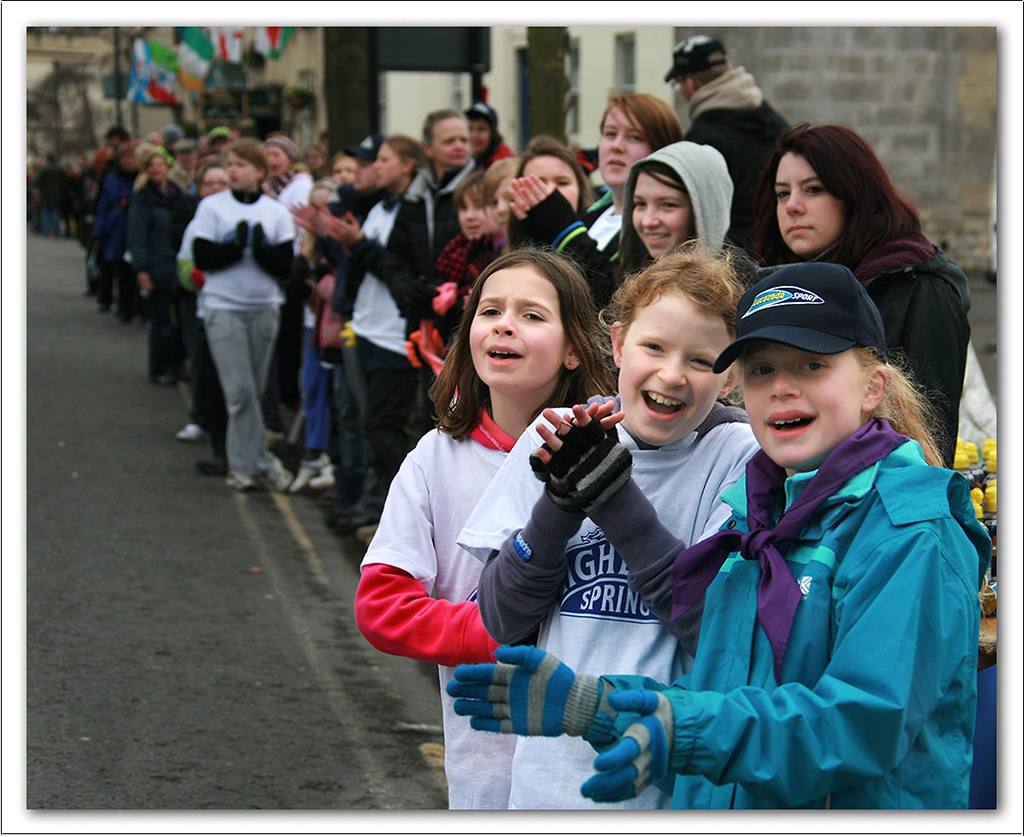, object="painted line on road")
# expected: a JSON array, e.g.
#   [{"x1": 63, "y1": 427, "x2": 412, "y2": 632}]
[
  {"x1": 270, "y1": 492, "x2": 331, "y2": 588},
  {"x1": 238, "y1": 490, "x2": 449, "y2": 804},
  {"x1": 233, "y1": 492, "x2": 392, "y2": 803}
]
